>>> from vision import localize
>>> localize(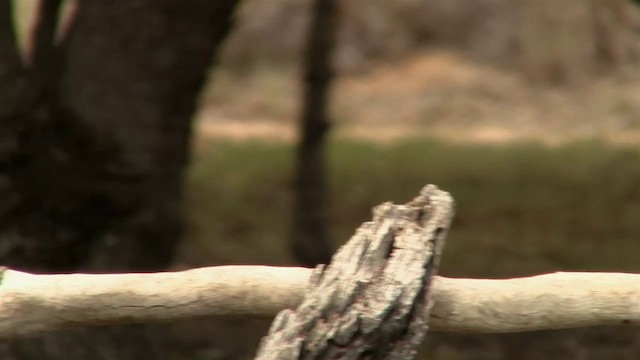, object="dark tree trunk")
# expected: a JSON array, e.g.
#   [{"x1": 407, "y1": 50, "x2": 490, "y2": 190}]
[
  {"x1": 0, "y1": 0, "x2": 238, "y2": 358},
  {"x1": 290, "y1": 0, "x2": 338, "y2": 267}
]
